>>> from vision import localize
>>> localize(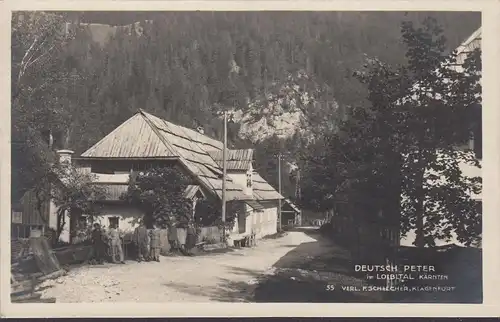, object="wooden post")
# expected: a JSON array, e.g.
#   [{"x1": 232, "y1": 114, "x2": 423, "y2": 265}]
[
  {"x1": 278, "y1": 153, "x2": 282, "y2": 232},
  {"x1": 221, "y1": 111, "x2": 227, "y2": 244}
]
